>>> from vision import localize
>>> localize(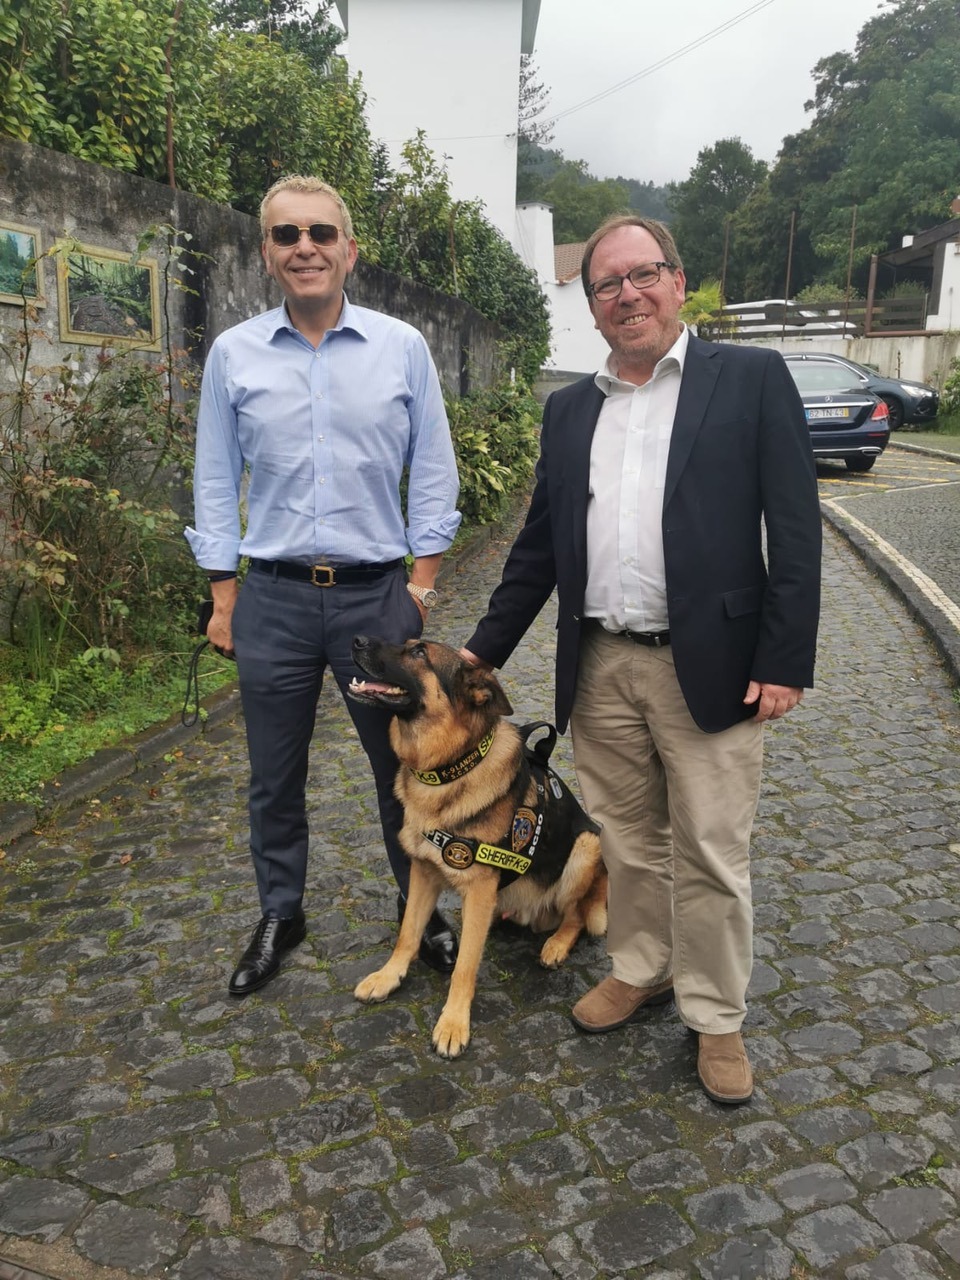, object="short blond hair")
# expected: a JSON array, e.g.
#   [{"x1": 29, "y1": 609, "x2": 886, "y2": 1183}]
[
  {"x1": 581, "y1": 214, "x2": 683, "y2": 296},
  {"x1": 259, "y1": 175, "x2": 354, "y2": 241}
]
